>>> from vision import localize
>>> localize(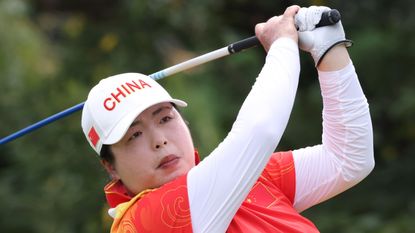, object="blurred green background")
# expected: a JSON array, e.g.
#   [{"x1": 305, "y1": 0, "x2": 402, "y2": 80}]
[{"x1": 1, "y1": 0, "x2": 414, "y2": 232}]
